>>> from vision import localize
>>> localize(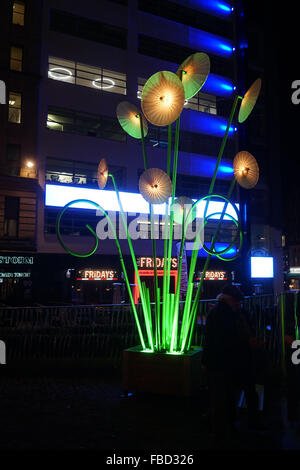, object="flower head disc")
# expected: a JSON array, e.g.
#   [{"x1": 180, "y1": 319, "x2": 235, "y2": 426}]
[
  {"x1": 116, "y1": 101, "x2": 148, "y2": 138},
  {"x1": 139, "y1": 168, "x2": 172, "y2": 204},
  {"x1": 233, "y1": 151, "x2": 259, "y2": 189},
  {"x1": 141, "y1": 71, "x2": 185, "y2": 126},
  {"x1": 171, "y1": 196, "x2": 197, "y2": 225},
  {"x1": 97, "y1": 158, "x2": 108, "y2": 189},
  {"x1": 238, "y1": 78, "x2": 262, "y2": 123},
  {"x1": 176, "y1": 52, "x2": 210, "y2": 100}
]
